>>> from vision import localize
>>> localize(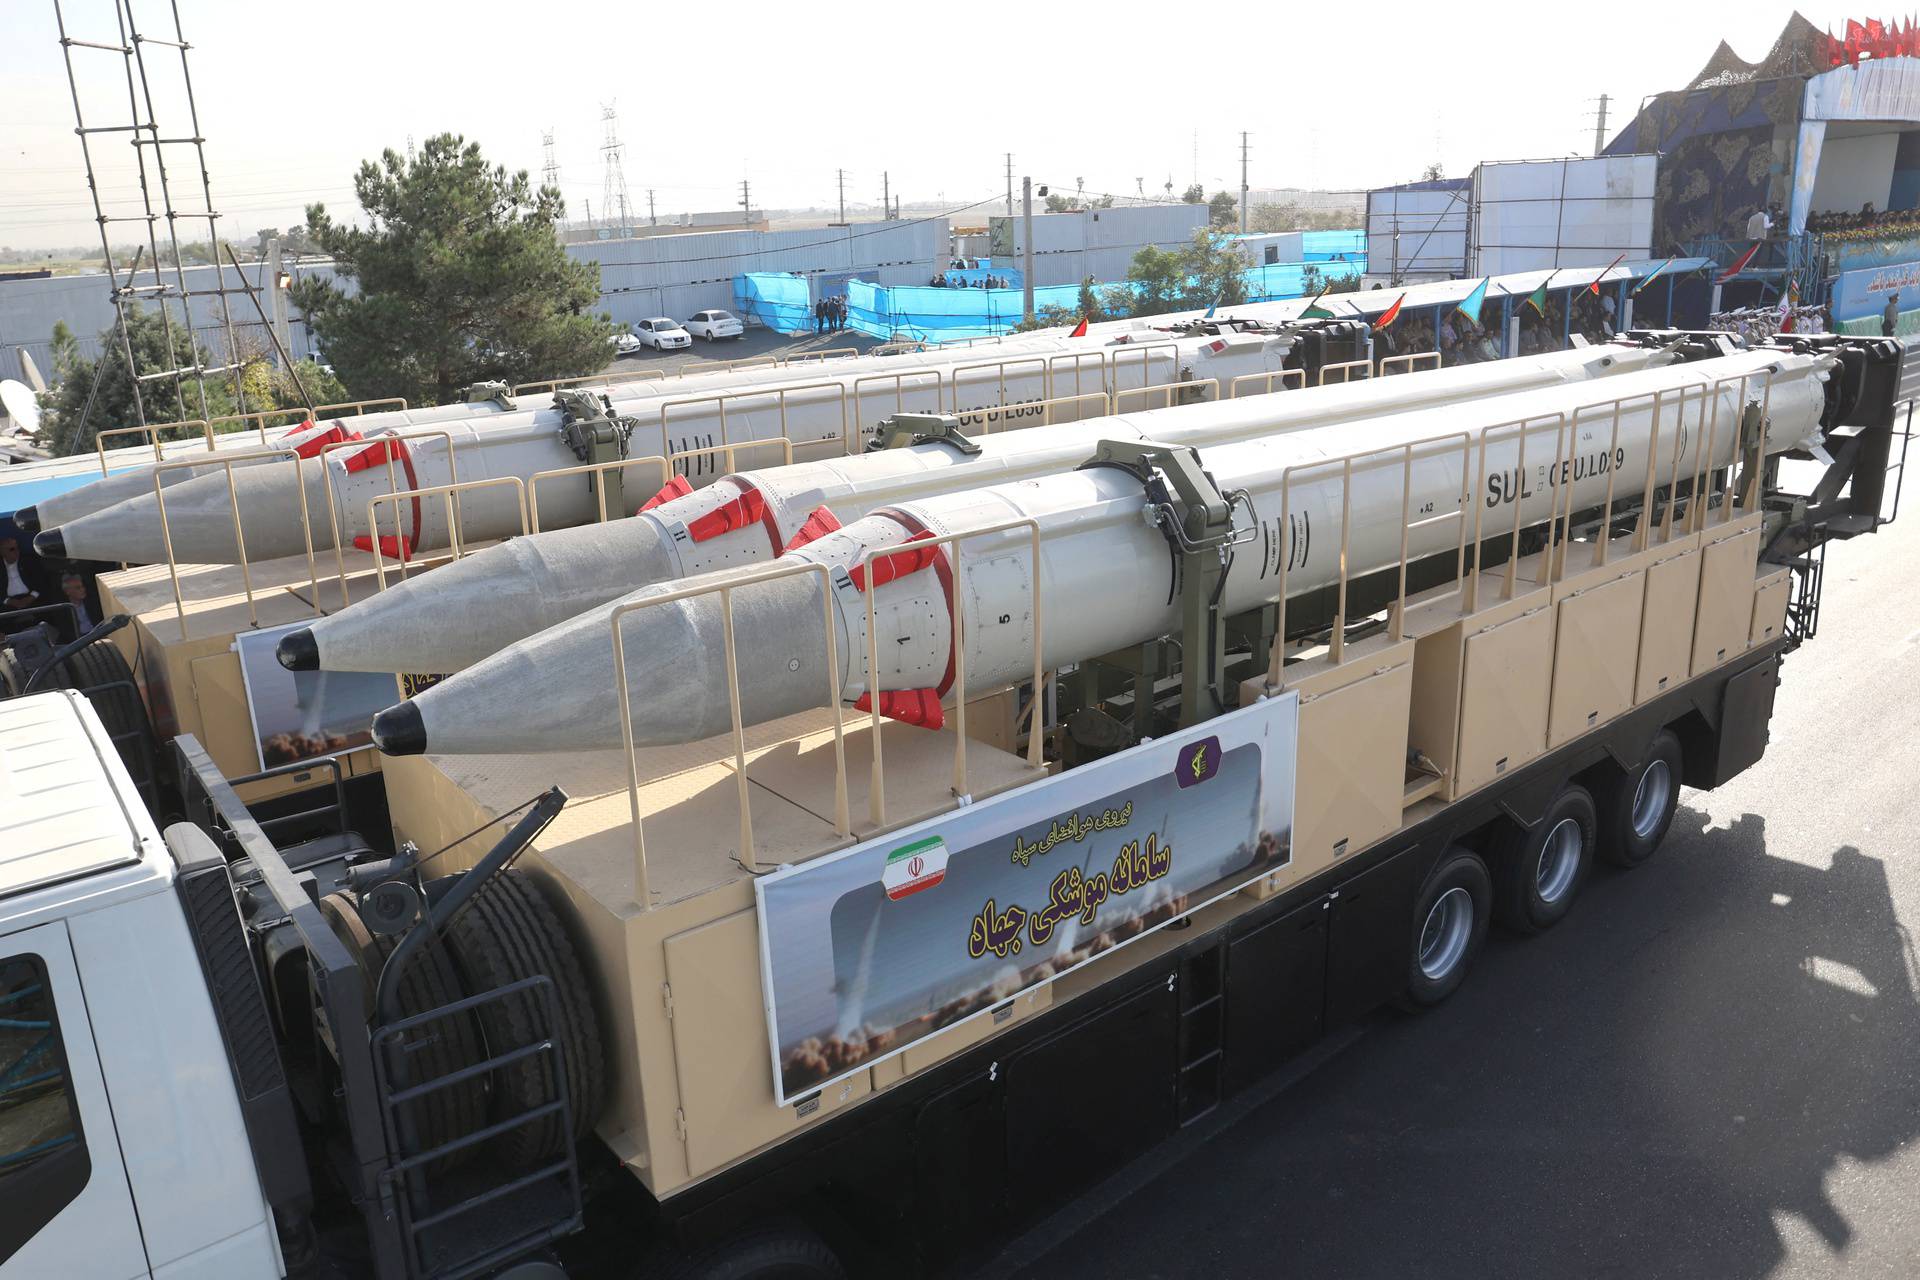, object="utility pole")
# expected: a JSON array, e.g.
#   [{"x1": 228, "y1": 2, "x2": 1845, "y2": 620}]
[
  {"x1": 600, "y1": 104, "x2": 632, "y2": 239},
  {"x1": 1239, "y1": 131, "x2": 1250, "y2": 235},
  {"x1": 1006, "y1": 153, "x2": 1014, "y2": 216},
  {"x1": 1022, "y1": 176, "x2": 1036, "y2": 324},
  {"x1": 739, "y1": 178, "x2": 752, "y2": 223},
  {"x1": 882, "y1": 171, "x2": 890, "y2": 222},
  {"x1": 647, "y1": 189, "x2": 657, "y2": 226},
  {"x1": 1592, "y1": 94, "x2": 1611, "y2": 156},
  {"x1": 837, "y1": 168, "x2": 846, "y2": 223},
  {"x1": 541, "y1": 128, "x2": 563, "y2": 231}
]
